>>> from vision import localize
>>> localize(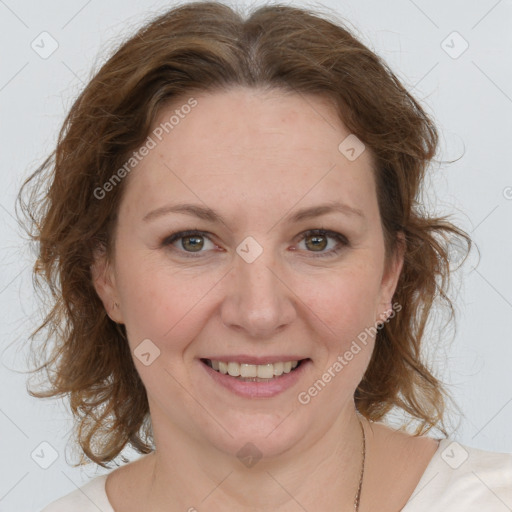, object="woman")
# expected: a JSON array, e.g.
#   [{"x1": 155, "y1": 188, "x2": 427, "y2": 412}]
[{"x1": 18, "y1": 2, "x2": 511, "y2": 511}]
